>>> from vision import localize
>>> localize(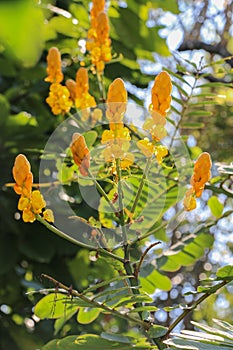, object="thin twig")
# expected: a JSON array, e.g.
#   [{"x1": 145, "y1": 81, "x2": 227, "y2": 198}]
[
  {"x1": 135, "y1": 242, "x2": 161, "y2": 278},
  {"x1": 41, "y1": 273, "x2": 149, "y2": 329}
]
